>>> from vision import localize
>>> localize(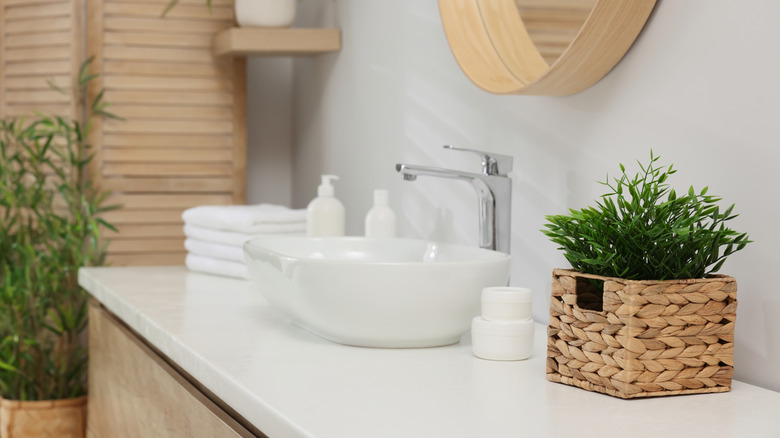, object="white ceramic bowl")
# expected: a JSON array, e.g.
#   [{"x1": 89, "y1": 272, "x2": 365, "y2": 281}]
[{"x1": 244, "y1": 237, "x2": 511, "y2": 348}]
